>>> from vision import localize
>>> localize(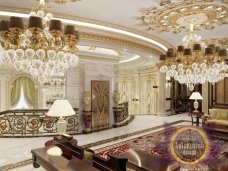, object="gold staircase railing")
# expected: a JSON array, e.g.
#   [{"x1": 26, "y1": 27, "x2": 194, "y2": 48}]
[{"x1": 0, "y1": 108, "x2": 79, "y2": 137}]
